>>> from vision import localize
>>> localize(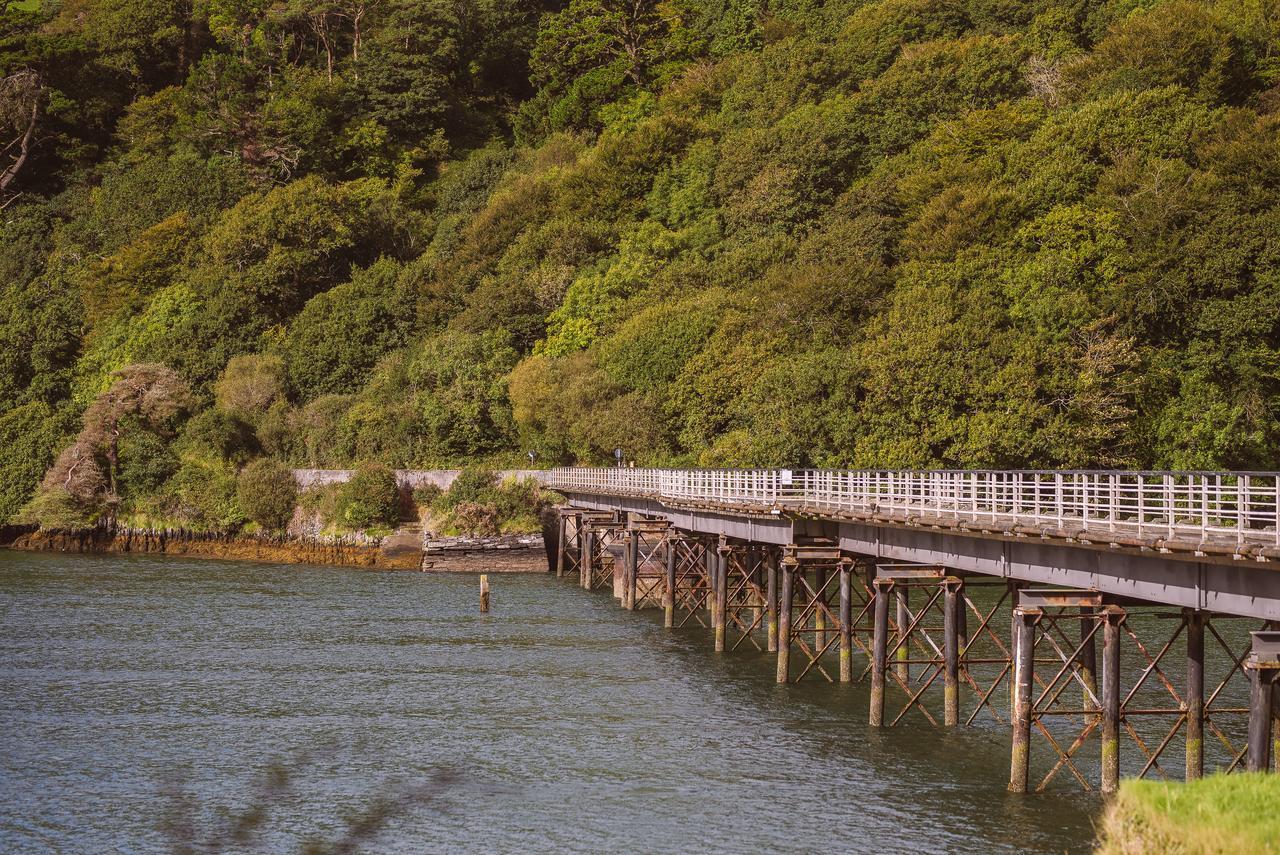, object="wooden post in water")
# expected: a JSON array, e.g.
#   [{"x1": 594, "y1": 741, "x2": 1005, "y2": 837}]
[
  {"x1": 838, "y1": 560, "x2": 853, "y2": 683},
  {"x1": 943, "y1": 578, "x2": 960, "y2": 727},
  {"x1": 895, "y1": 585, "x2": 910, "y2": 682},
  {"x1": 479, "y1": 575, "x2": 490, "y2": 613},
  {"x1": 776, "y1": 557, "x2": 795, "y2": 683},
  {"x1": 714, "y1": 545, "x2": 729, "y2": 653},
  {"x1": 1101, "y1": 607, "x2": 1123, "y2": 793},
  {"x1": 766, "y1": 549, "x2": 779, "y2": 653},
  {"x1": 870, "y1": 577, "x2": 891, "y2": 726},
  {"x1": 1009, "y1": 605, "x2": 1037, "y2": 793},
  {"x1": 664, "y1": 535, "x2": 676, "y2": 628},
  {"x1": 1185, "y1": 609, "x2": 1205, "y2": 781}
]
